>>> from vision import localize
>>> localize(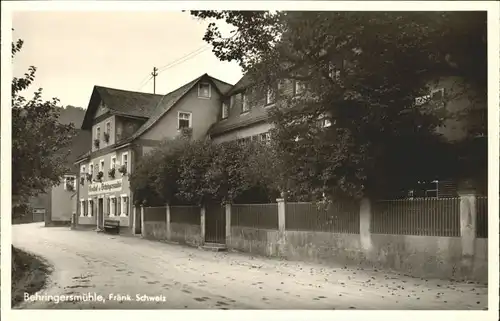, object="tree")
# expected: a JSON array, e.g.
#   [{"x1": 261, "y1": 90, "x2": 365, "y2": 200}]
[
  {"x1": 130, "y1": 137, "x2": 188, "y2": 206},
  {"x1": 192, "y1": 11, "x2": 487, "y2": 200},
  {"x1": 12, "y1": 38, "x2": 76, "y2": 209}
]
